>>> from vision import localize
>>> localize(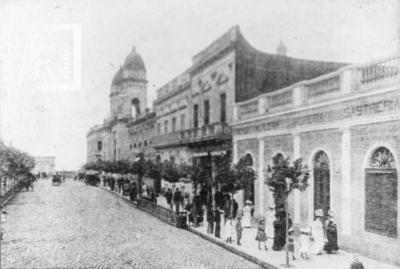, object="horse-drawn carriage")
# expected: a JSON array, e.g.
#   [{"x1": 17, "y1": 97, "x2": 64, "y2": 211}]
[
  {"x1": 84, "y1": 172, "x2": 100, "y2": 186},
  {"x1": 52, "y1": 174, "x2": 62, "y2": 186}
]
